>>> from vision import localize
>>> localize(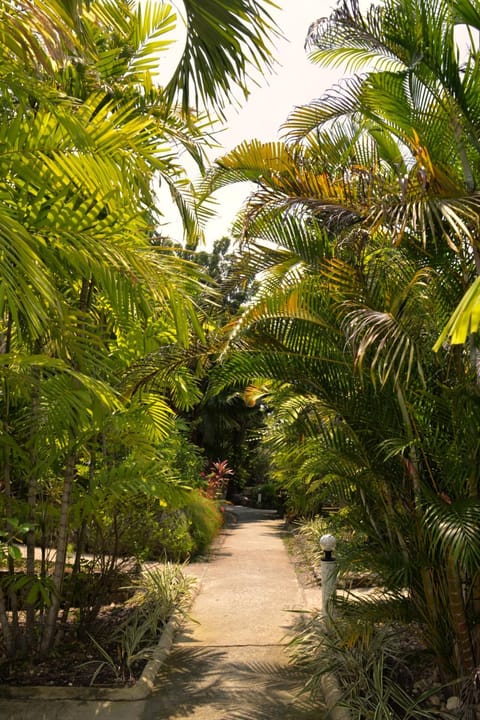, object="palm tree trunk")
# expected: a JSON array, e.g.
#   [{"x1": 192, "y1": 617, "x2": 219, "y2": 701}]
[
  {"x1": 25, "y1": 354, "x2": 42, "y2": 649},
  {"x1": 39, "y1": 453, "x2": 76, "y2": 655},
  {"x1": 447, "y1": 552, "x2": 476, "y2": 677}
]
